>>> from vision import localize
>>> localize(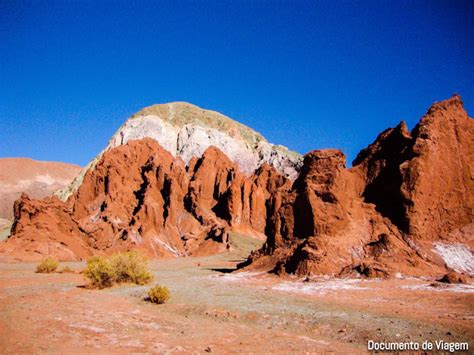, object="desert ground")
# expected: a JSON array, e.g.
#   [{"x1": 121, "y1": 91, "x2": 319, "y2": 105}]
[{"x1": 0, "y1": 234, "x2": 472, "y2": 353}]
